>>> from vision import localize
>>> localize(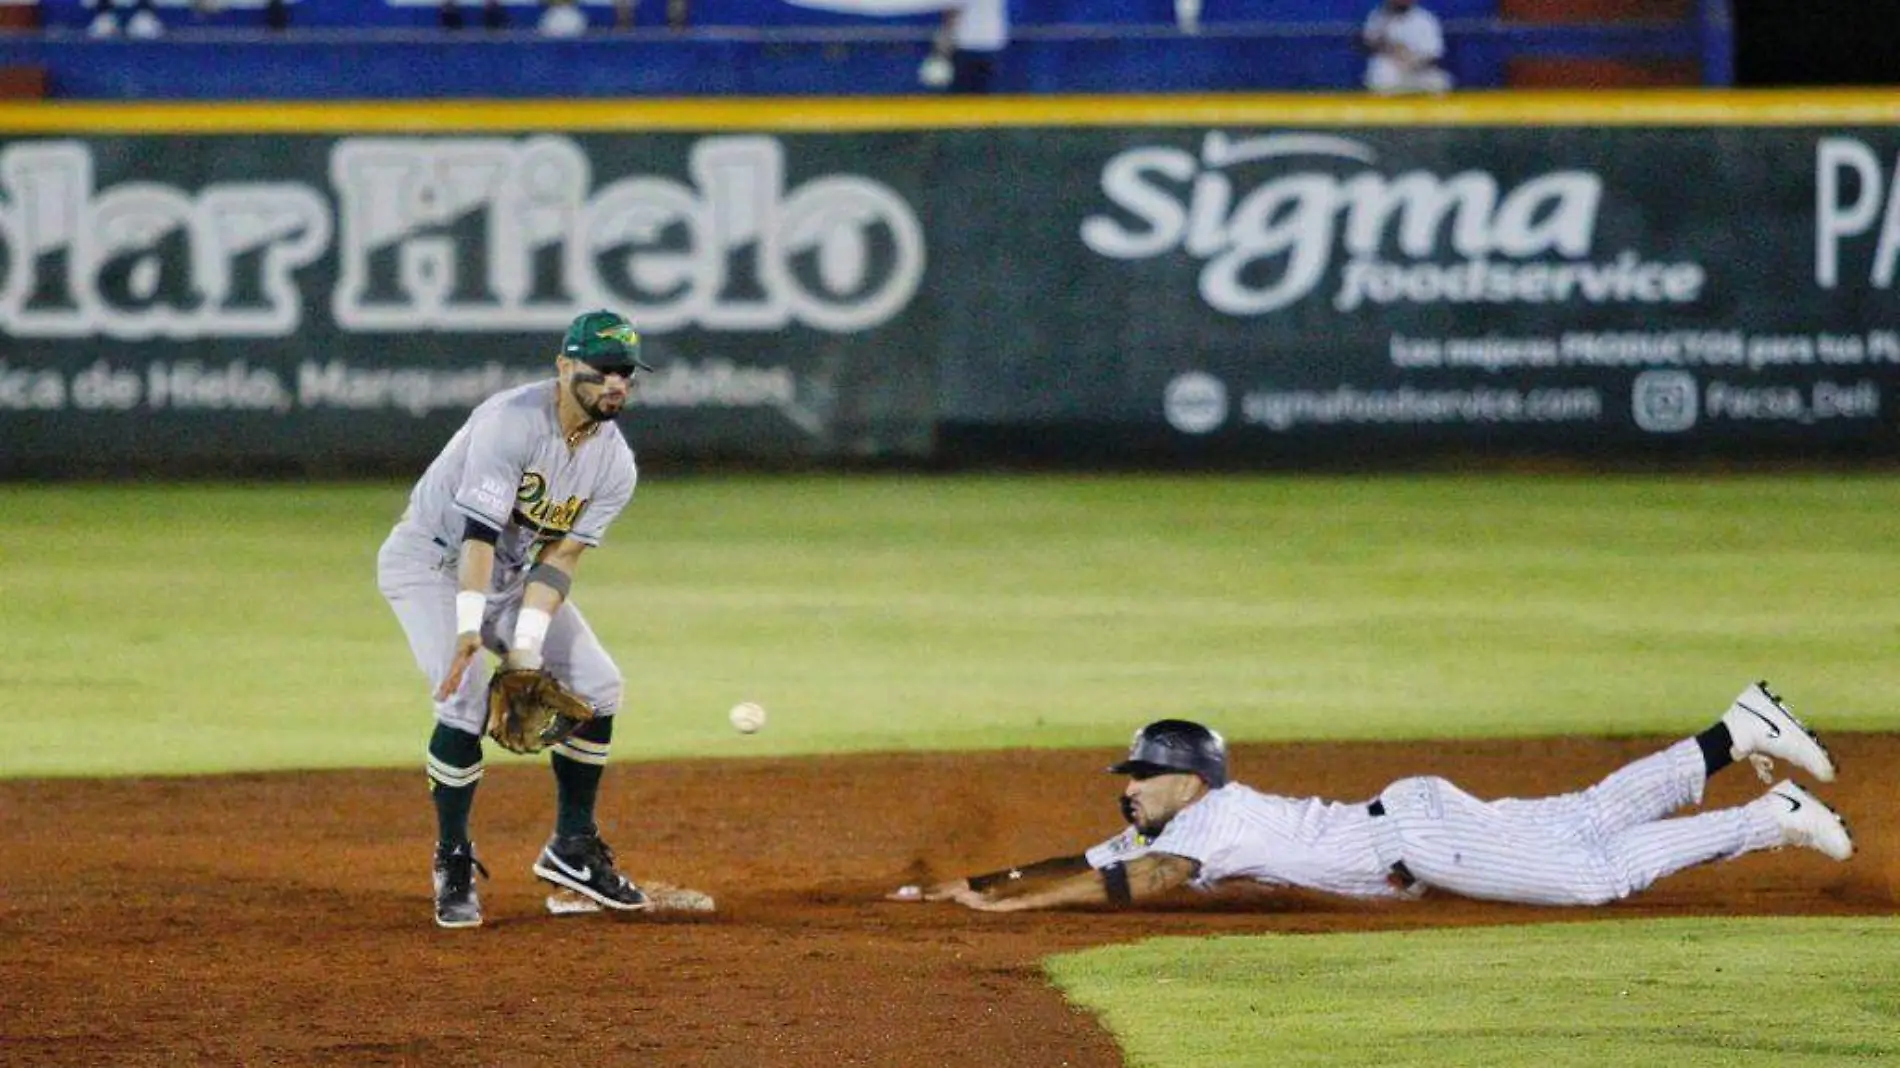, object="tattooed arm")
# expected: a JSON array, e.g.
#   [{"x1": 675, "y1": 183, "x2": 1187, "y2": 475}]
[{"x1": 950, "y1": 853, "x2": 1199, "y2": 912}]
